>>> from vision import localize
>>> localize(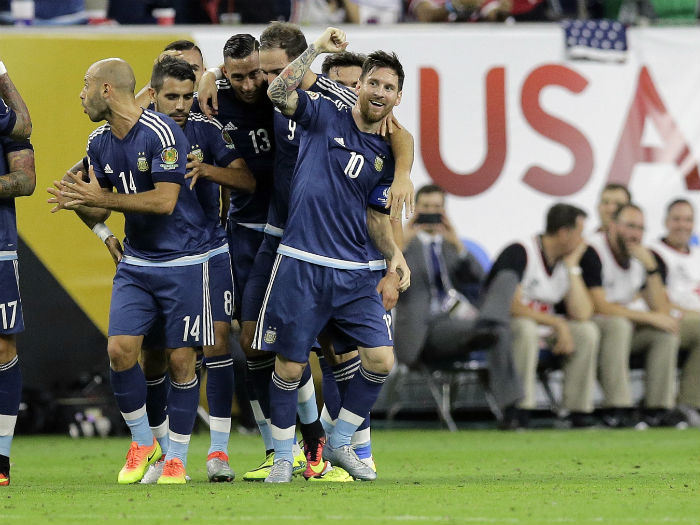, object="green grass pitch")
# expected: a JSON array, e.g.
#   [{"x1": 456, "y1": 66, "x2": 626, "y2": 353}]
[{"x1": 2, "y1": 428, "x2": 697, "y2": 524}]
